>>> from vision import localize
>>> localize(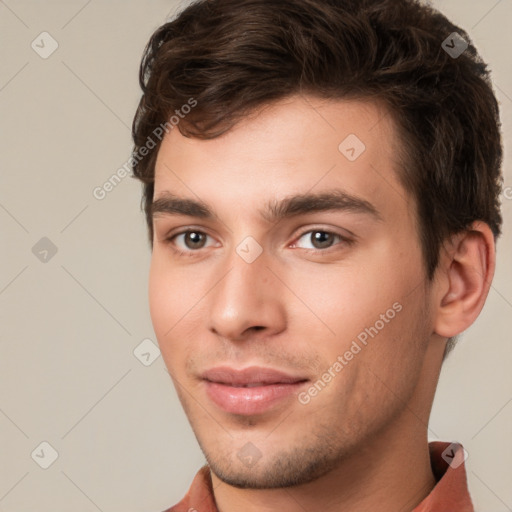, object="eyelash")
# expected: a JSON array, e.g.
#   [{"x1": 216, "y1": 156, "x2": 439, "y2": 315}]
[{"x1": 163, "y1": 228, "x2": 353, "y2": 258}]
